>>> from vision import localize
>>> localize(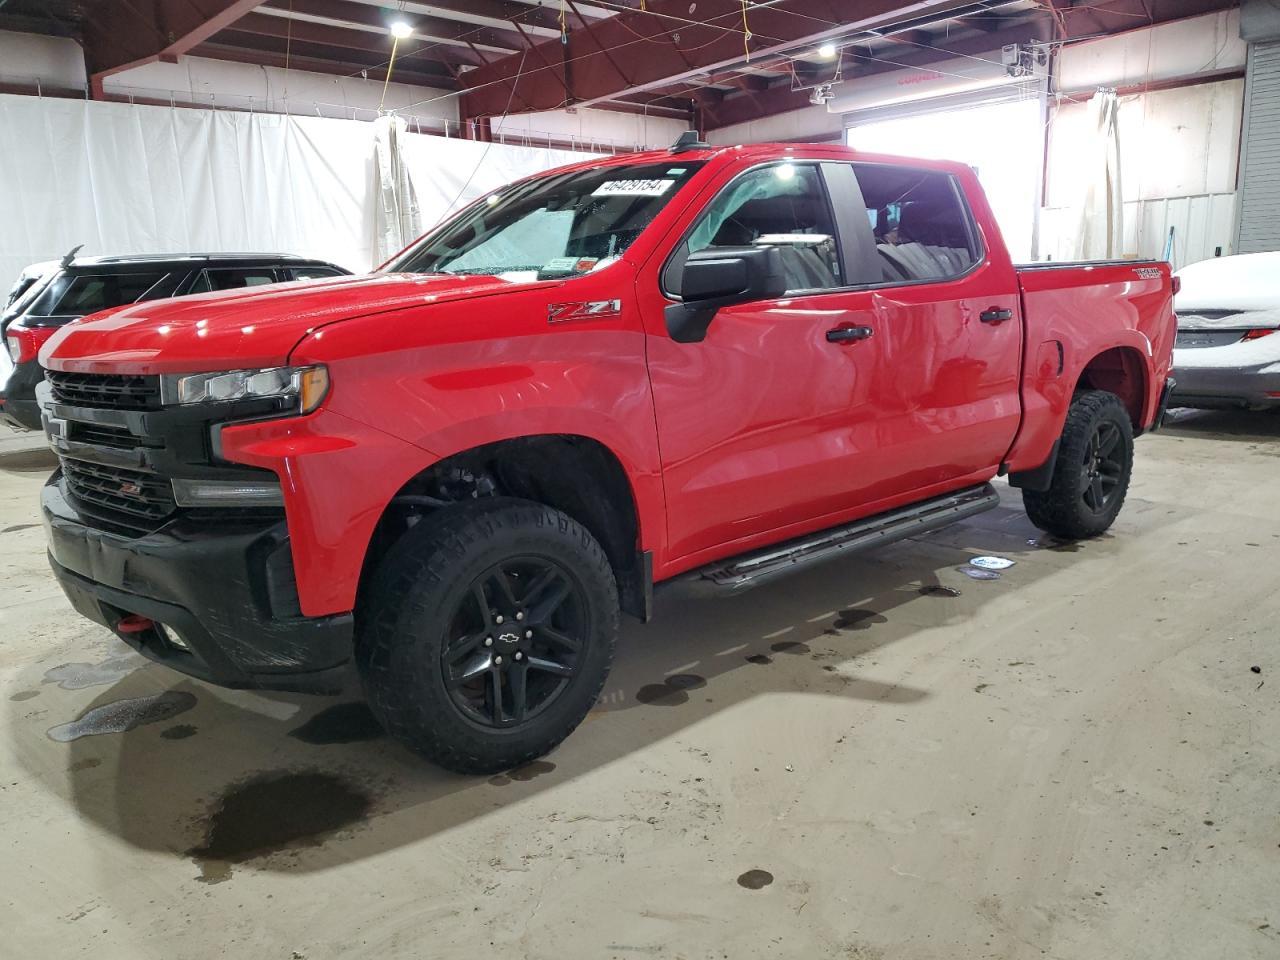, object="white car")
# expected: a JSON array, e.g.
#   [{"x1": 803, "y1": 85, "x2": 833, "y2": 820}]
[{"x1": 1171, "y1": 252, "x2": 1280, "y2": 410}]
